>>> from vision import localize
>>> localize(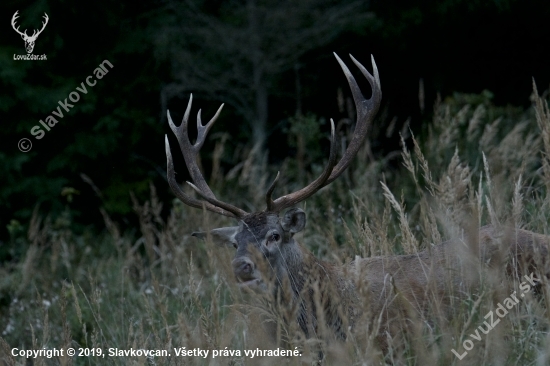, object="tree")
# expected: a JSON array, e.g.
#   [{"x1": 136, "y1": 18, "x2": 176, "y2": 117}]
[{"x1": 153, "y1": 0, "x2": 374, "y2": 150}]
